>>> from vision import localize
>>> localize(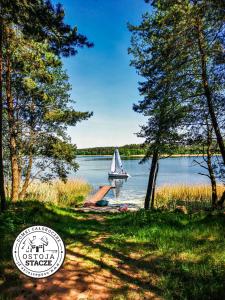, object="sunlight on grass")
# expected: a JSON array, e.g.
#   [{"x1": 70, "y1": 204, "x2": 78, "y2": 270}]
[
  {"x1": 0, "y1": 202, "x2": 224, "y2": 299},
  {"x1": 176, "y1": 251, "x2": 200, "y2": 262}
]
